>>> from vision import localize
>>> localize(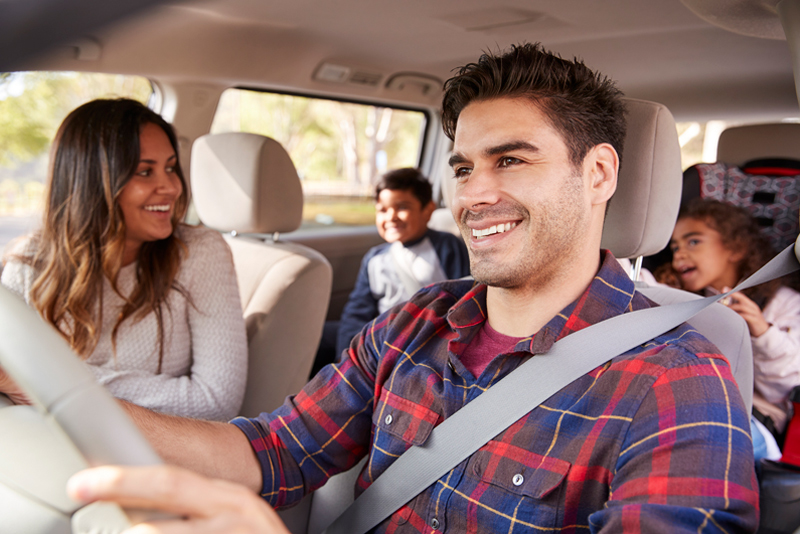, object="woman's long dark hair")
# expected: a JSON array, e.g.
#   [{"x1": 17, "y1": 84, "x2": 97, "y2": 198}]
[{"x1": 22, "y1": 98, "x2": 189, "y2": 370}]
